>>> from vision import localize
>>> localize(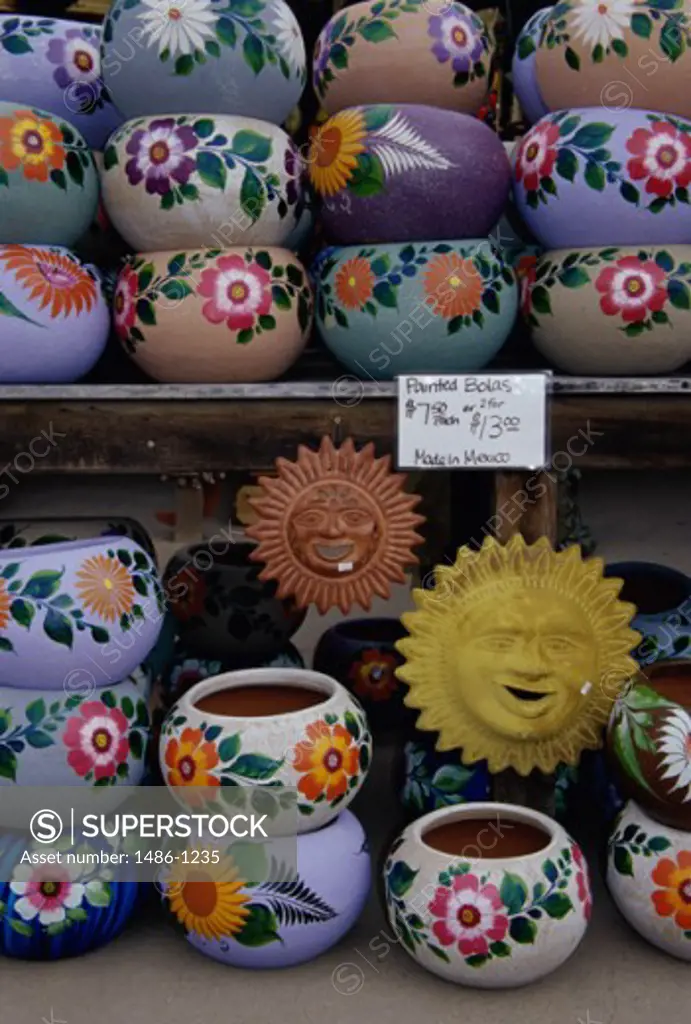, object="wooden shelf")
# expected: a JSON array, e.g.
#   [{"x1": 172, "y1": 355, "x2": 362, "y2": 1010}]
[{"x1": 0, "y1": 1, "x2": 109, "y2": 18}]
